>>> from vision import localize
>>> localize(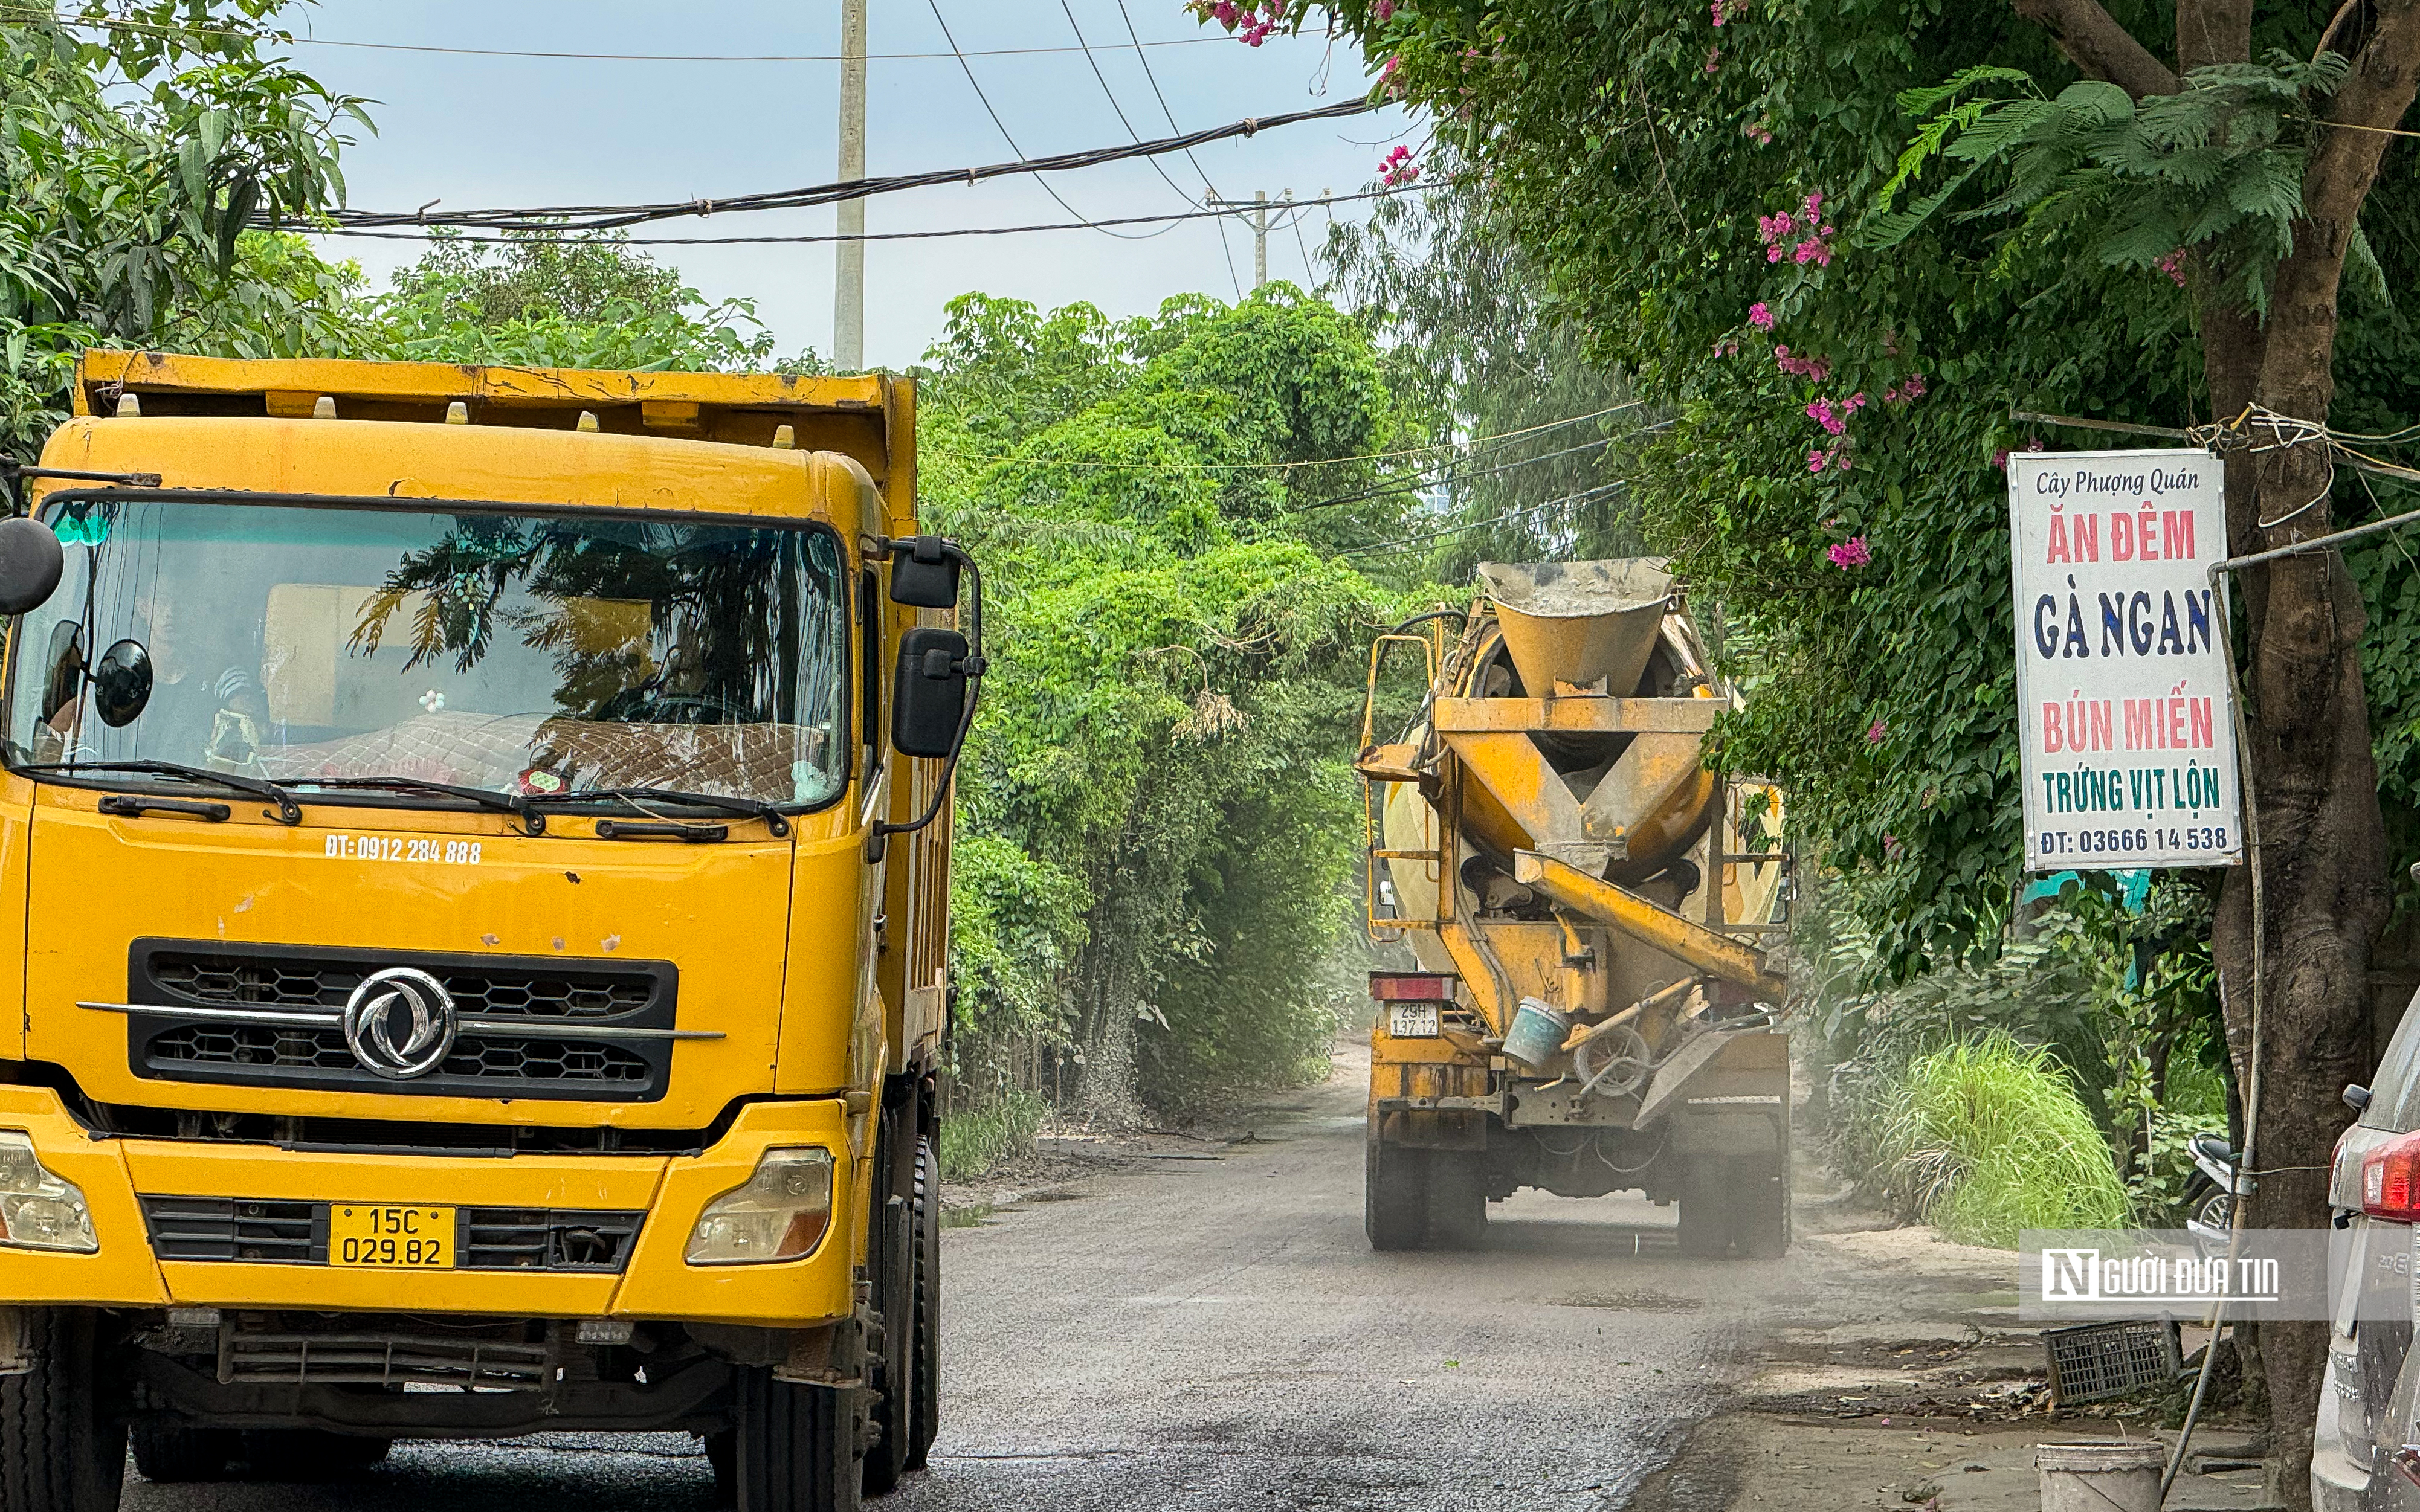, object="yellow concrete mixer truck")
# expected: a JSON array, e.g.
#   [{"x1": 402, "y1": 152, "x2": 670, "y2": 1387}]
[{"x1": 1354, "y1": 561, "x2": 1792, "y2": 1256}]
